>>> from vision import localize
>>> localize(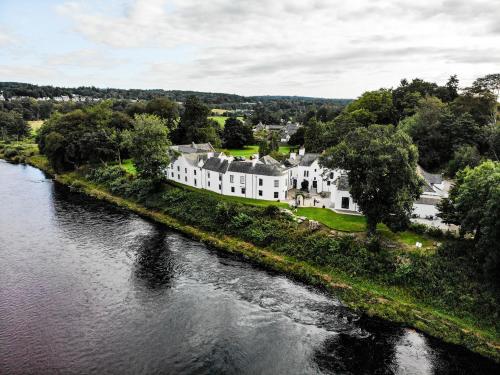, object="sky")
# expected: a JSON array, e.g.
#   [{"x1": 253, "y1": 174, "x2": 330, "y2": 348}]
[{"x1": 0, "y1": 0, "x2": 498, "y2": 98}]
